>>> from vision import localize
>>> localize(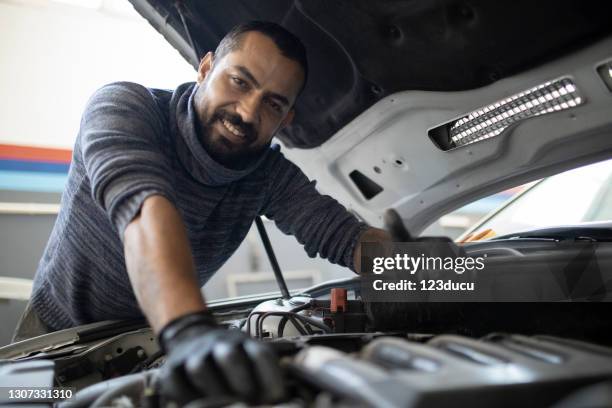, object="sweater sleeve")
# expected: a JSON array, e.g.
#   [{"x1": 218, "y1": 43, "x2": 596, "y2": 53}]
[
  {"x1": 261, "y1": 152, "x2": 369, "y2": 271},
  {"x1": 78, "y1": 82, "x2": 177, "y2": 236}
]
